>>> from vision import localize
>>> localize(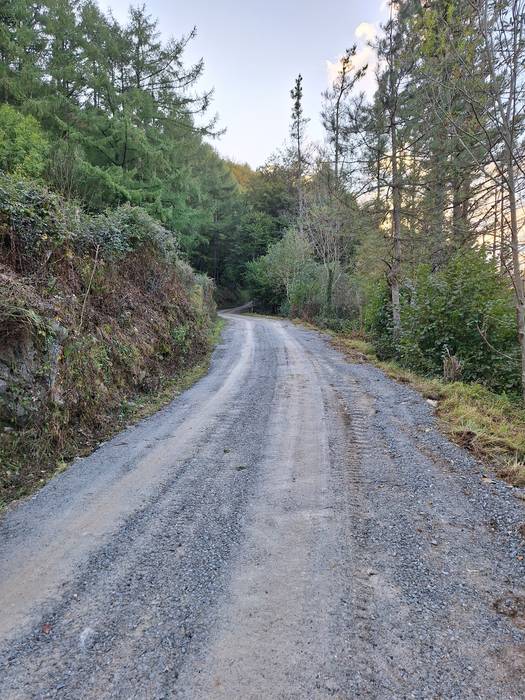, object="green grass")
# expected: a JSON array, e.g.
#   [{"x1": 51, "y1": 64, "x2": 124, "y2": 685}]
[
  {"x1": 126, "y1": 317, "x2": 225, "y2": 421},
  {"x1": 332, "y1": 333, "x2": 525, "y2": 487}
]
